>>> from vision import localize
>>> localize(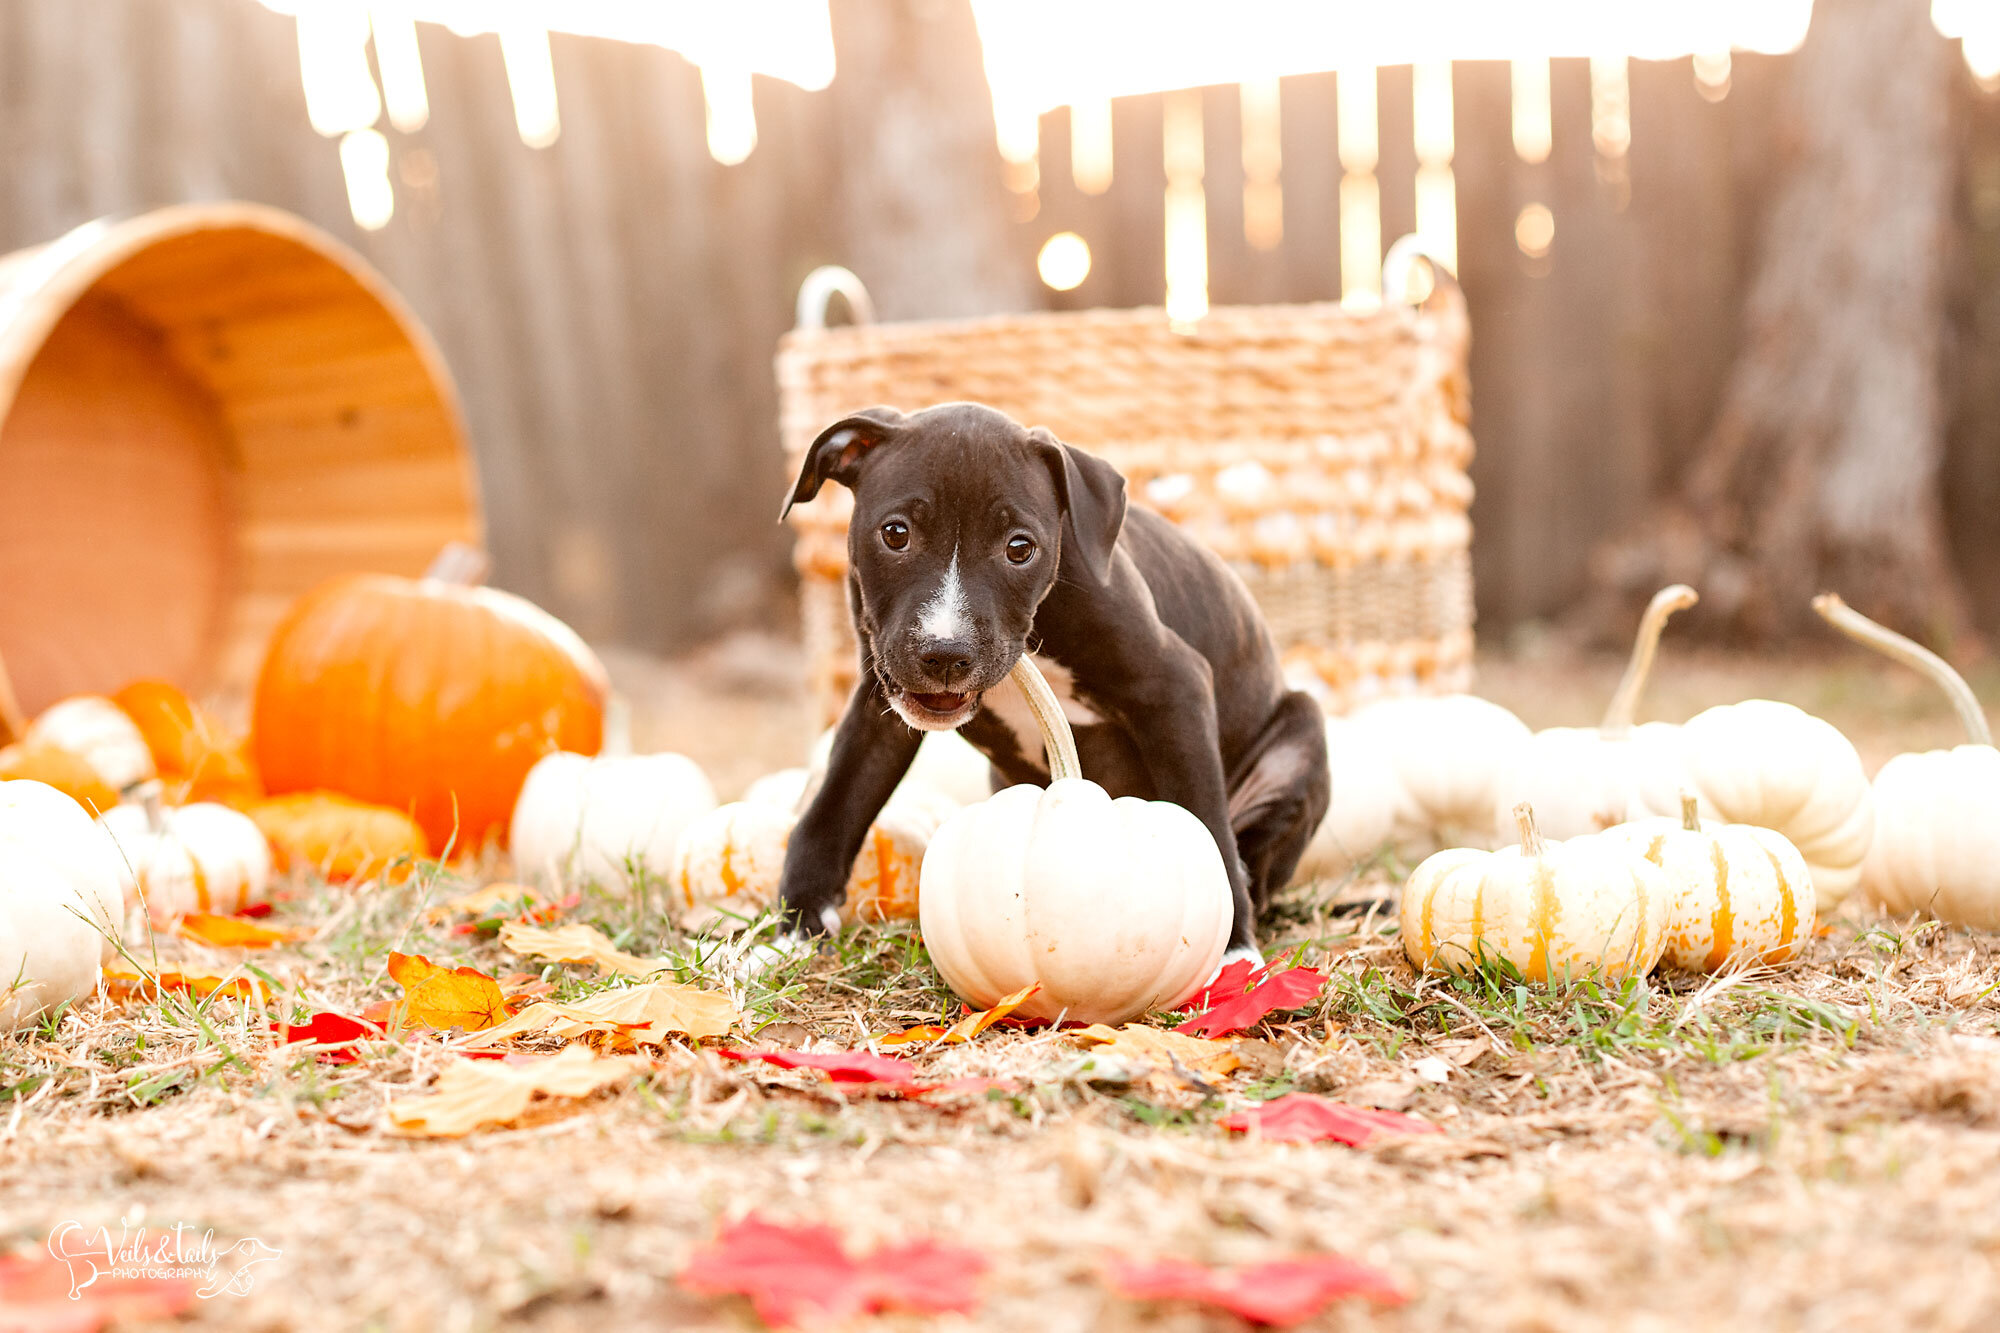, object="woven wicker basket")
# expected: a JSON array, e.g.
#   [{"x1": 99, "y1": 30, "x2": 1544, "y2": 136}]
[{"x1": 776, "y1": 261, "x2": 1475, "y2": 729}]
